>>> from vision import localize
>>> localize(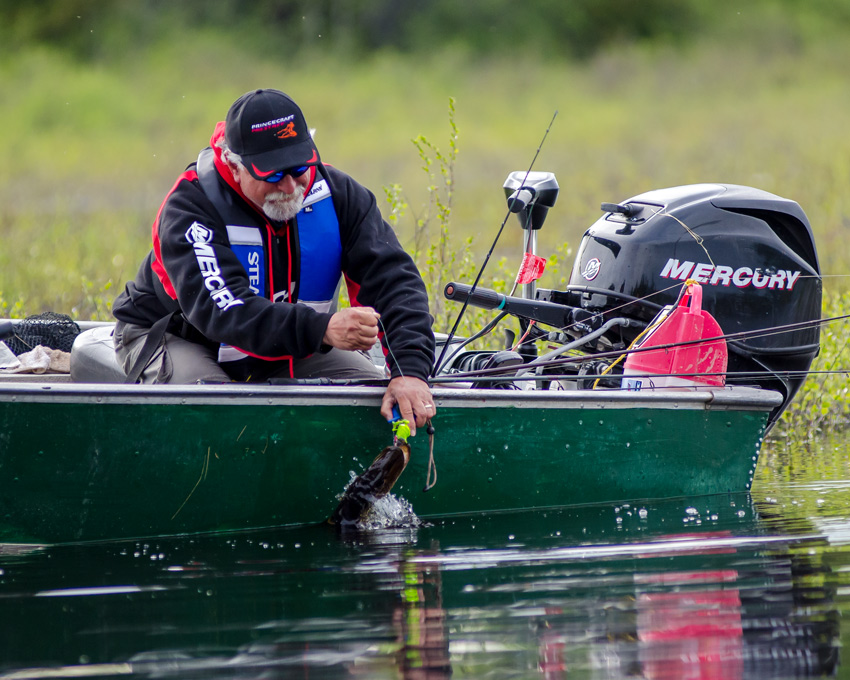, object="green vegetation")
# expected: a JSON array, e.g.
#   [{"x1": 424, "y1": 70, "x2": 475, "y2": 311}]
[
  {"x1": 6, "y1": 0, "x2": 850, "y2": 62},
  {"x1": 770, "y1": 290, "x2": 850, "y2": 438},
  {"x1": 2, "y1": 2, "x2": 850, "y2": 436}
]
